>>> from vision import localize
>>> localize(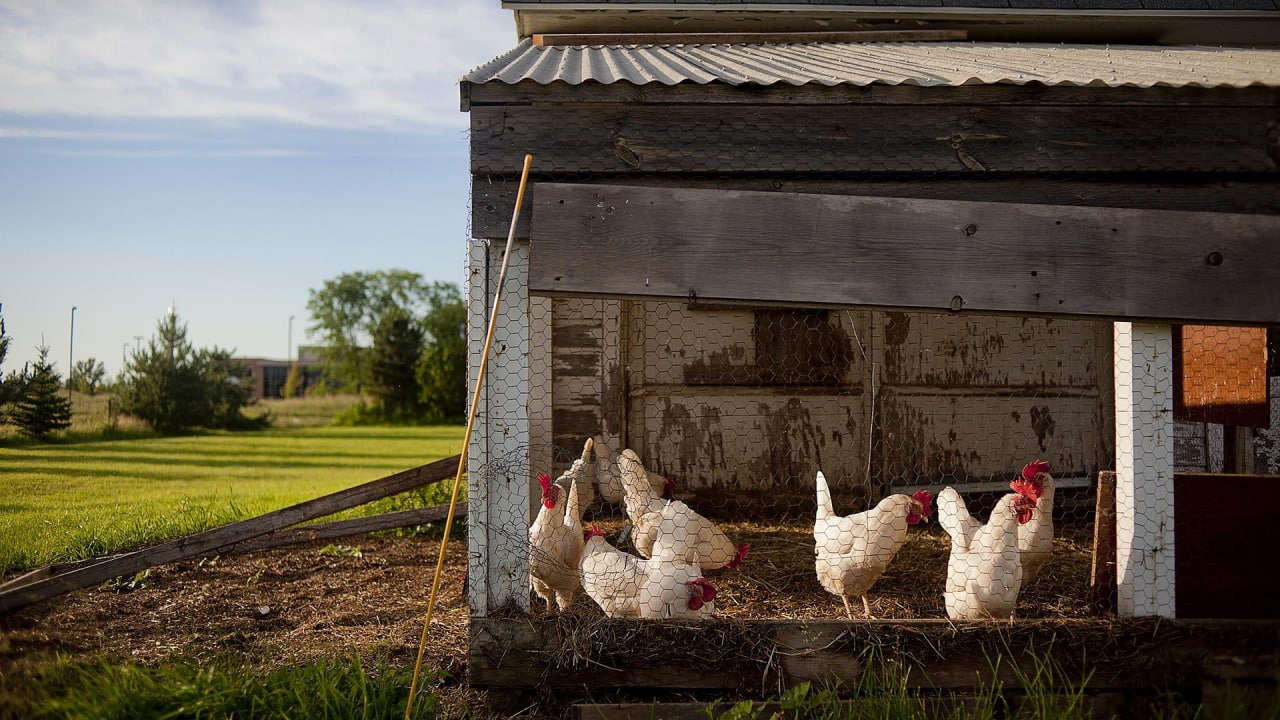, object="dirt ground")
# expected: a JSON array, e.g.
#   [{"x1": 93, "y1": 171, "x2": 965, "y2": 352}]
[
  {"x1": 0, "y1": 517, "x2": 1094, "y2": 716},
  {"x1": 0, "y1": 535, "x2": 474, "y2": 696}
]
